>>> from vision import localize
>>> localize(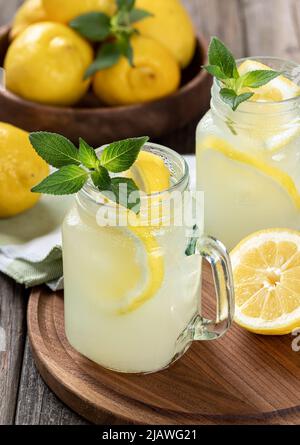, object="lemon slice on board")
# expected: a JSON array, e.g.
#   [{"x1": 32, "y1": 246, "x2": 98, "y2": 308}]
[
  {"x1": 231, "y1": 228, "x2": 300, "y2": 334},
  {"x1": 200, "y1": 135, "x2": 300, "y2": 209},
  {"x1": 237, "y1": 60, "x2": 300, "y2": 152}
]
